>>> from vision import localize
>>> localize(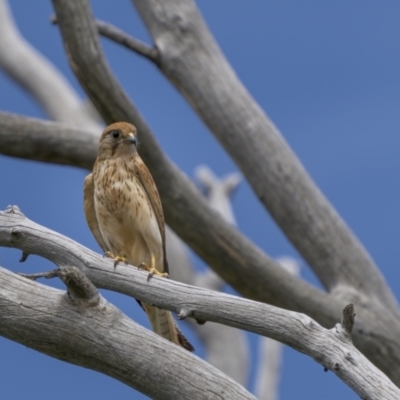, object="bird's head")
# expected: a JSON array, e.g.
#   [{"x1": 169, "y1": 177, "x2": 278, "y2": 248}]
[{"x1": 98, "y1": 122, "x2": 138, "y2": 159}]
